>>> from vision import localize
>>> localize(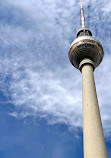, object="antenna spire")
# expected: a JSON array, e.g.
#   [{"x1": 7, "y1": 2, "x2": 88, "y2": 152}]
[{"x1": 80, "y1": 0, "x2": 85, "y2": 29}]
